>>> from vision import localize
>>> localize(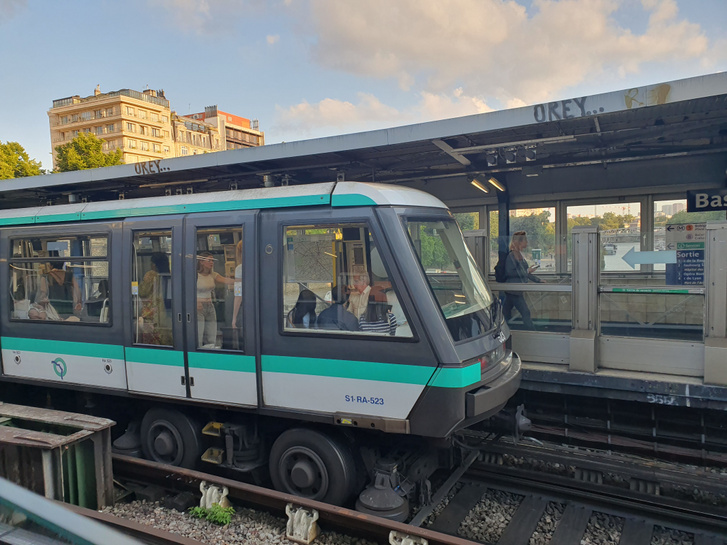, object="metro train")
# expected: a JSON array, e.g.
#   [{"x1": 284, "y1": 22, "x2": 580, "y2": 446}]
[{"x1": 0, "y1": 181, "x2": 521, "y2": 518}]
